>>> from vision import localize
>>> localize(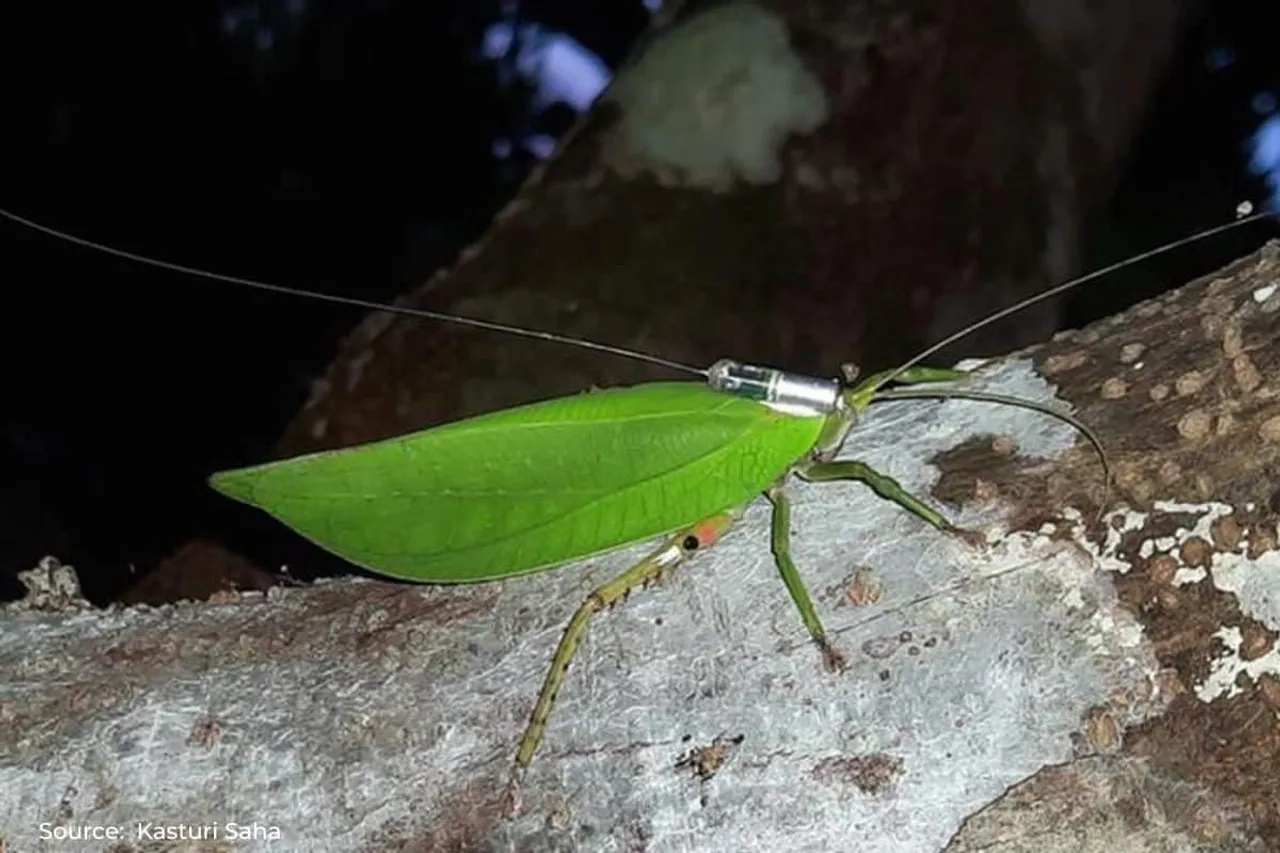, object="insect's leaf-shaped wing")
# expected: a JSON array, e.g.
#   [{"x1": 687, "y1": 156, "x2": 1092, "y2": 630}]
[{"x1": 210, "y1": 383, "x2": 824, "y2": 582}]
